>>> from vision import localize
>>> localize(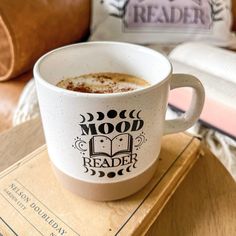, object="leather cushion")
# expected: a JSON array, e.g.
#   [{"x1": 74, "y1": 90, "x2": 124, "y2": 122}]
[{"x1": 0, "y1": 0, "x2": 91, "y2": 81}]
